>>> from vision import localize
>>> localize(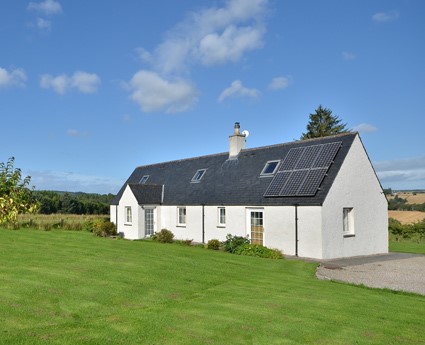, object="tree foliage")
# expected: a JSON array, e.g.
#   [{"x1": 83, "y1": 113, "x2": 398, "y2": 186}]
[
  {"x1": 301, "y1": 105, "x2": 349, "y2": 140},
  {"x1": 33, "y1": 191, "x2": 114, "y2": 215},
  {"x1": 0, "y1": 157, "x2": 38, "y2": 225}
]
